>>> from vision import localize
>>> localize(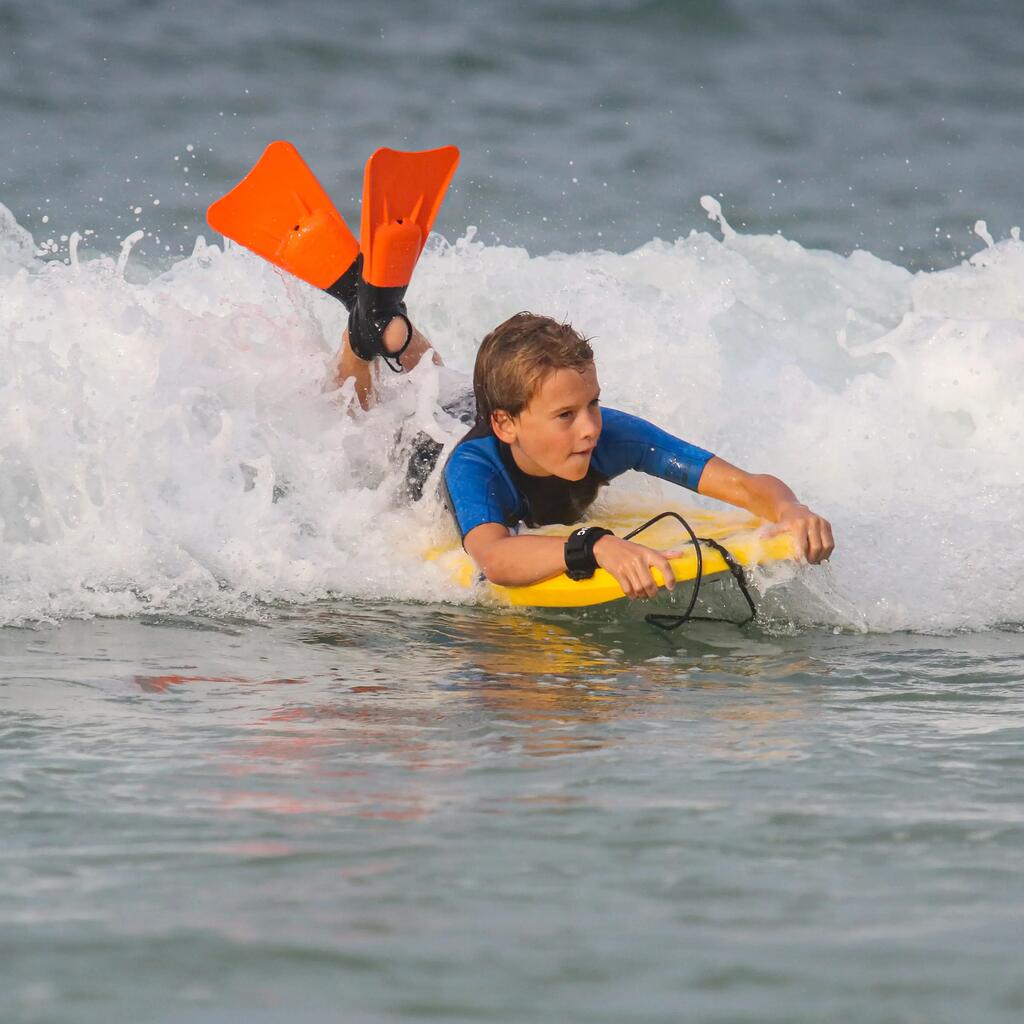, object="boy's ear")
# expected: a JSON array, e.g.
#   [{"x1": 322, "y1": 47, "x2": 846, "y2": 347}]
[{"x1": 490, "y1": 409, "x2": 517, "y2": 444}]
